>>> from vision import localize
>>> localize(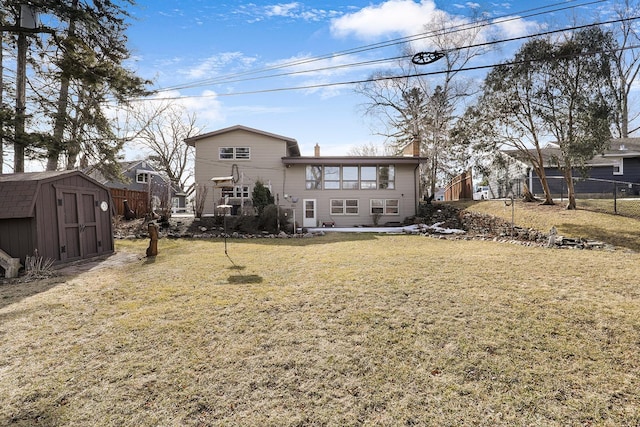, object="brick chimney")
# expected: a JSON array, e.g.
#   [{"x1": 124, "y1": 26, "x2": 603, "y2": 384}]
[
  {"x1": 314, "y1": 143, "x2": 320, "y2": 157},
  {"x1": 413, "y1": 140, "x2": 420, "y2": 157}
]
